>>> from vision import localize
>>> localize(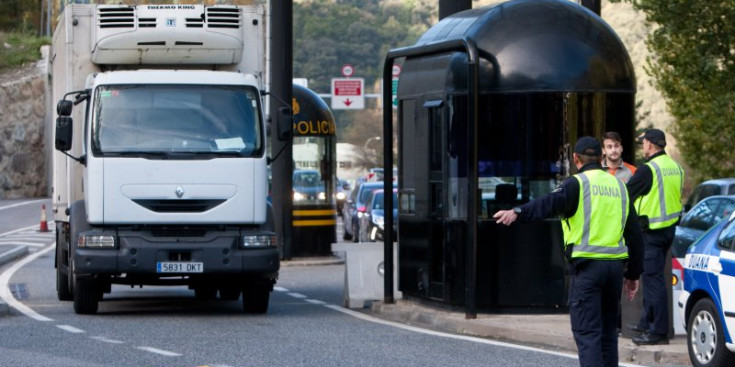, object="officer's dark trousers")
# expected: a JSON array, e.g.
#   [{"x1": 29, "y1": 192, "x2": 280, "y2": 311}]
[
  {"x1": 638, "y1": 227, "x2": 675, "y2": 335},
  {"x1": 568, "y1": 259, "x2": 624, "y2": 367}
]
